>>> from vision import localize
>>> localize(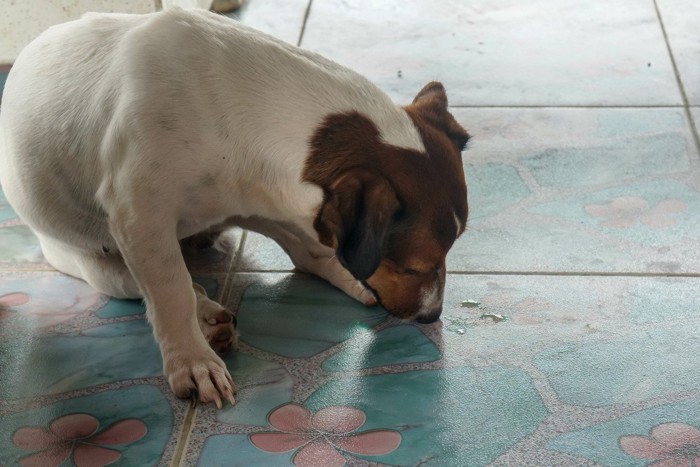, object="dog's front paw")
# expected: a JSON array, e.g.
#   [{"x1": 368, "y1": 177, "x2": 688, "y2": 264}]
[
  {"x1": 352, "y1": 281, "x2": 378, "y2": 306},
  {"x1": 194, "y1": 283, "x2": 238, "y2": 355},
  {"x1": 199, "y1": 305, "x2": 238, "y2": 355},
  {"x1": 164, "y1": 346, "x2": 236, "y2": 408}
]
